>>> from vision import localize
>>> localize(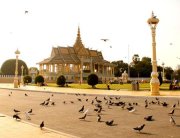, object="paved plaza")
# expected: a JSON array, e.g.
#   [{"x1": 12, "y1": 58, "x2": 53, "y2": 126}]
[{"x1": 0, "y1": 83, "x2": 180, "y2": 138}]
